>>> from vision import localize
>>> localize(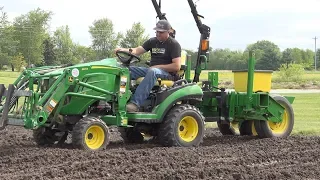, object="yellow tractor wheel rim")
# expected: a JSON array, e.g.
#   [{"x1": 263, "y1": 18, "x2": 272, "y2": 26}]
[
  {"x1": 85, "y1": 125, "x2": 105, "y2": 150},
  {"x1": 268, "y1": 108, "x2": 289, "y2": 134},
  {"x1": 178, "y1": 116, "x2": 199, "y2": 142},
  {"x1": 251, "y1": 121, "x2": 258, "y2": 136},
  {"x1": 230, "y1": 121, "x2": 240, "y2": 134}
]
